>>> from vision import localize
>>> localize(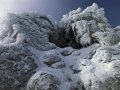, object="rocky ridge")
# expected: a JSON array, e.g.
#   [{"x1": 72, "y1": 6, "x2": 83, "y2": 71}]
[{"x1": 0, "y1": 3, "x2": 120, "y2": 90}]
